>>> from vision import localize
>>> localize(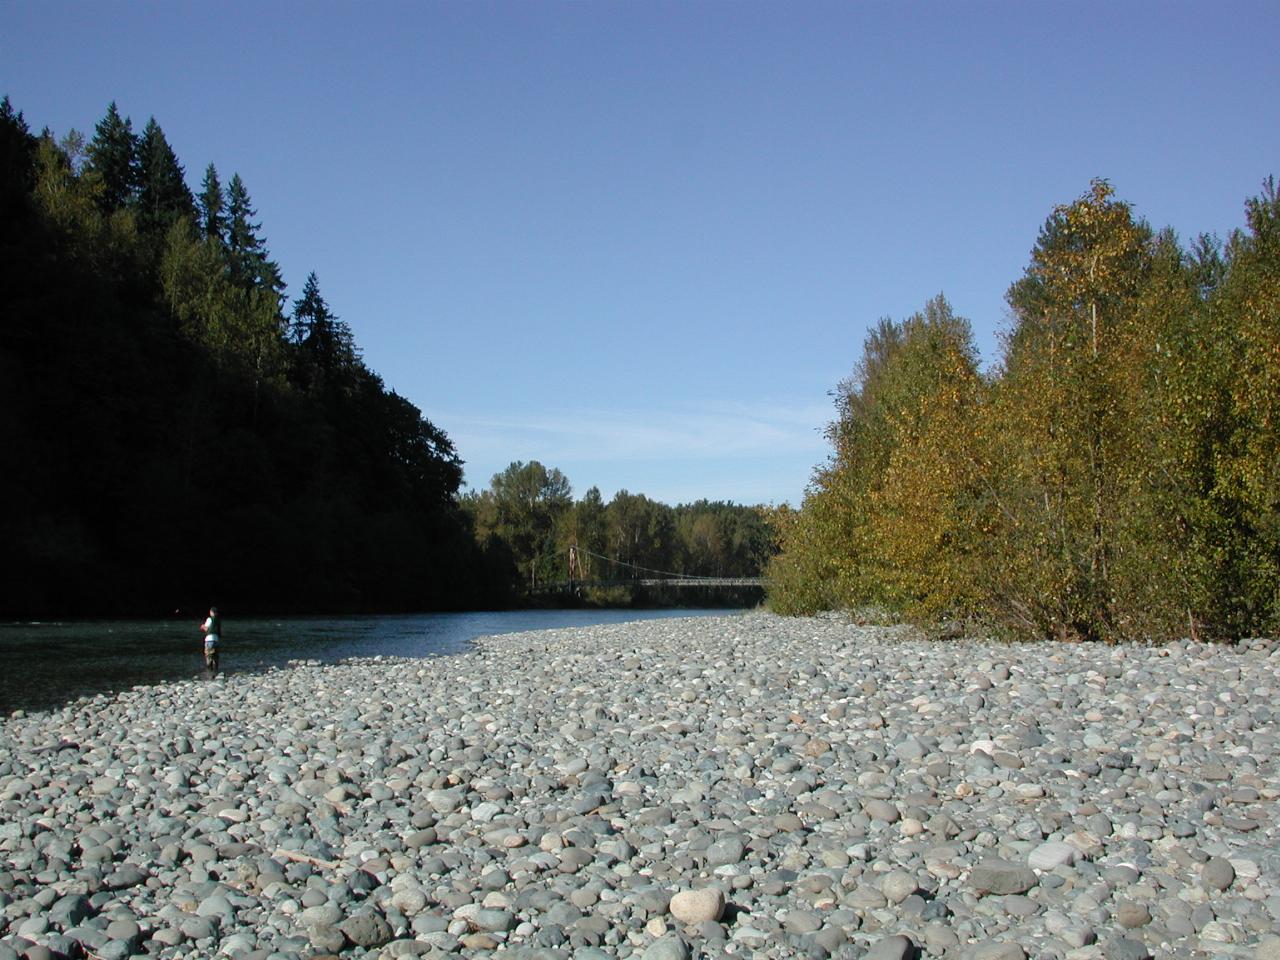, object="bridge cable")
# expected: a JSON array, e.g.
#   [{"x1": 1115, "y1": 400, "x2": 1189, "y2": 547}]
[{"x1": 575, "y1": 548, "x2": 726, "y2": 582}]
